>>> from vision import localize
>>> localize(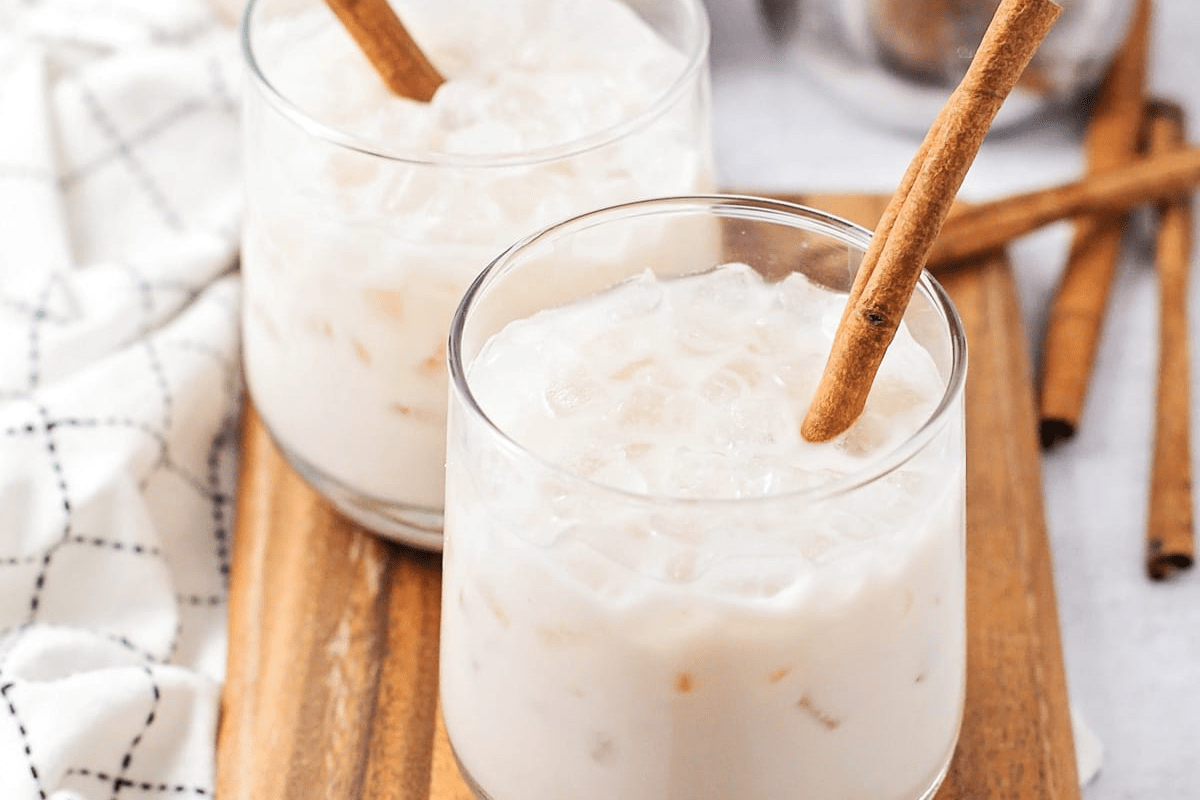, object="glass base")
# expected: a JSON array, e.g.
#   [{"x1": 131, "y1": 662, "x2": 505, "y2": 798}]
[
  {"x1": 268, "y1": 427, "x2": 445, "y2": 551},
  {"x1": 447, "y1": 735, "x2": 957, "y2": 800},
  {"x1": 449, "y1": 745, "x2": 493, "y2": 800},
  {"x1": 916, "y1": 754, "x2": 954, "y2": 800}
]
